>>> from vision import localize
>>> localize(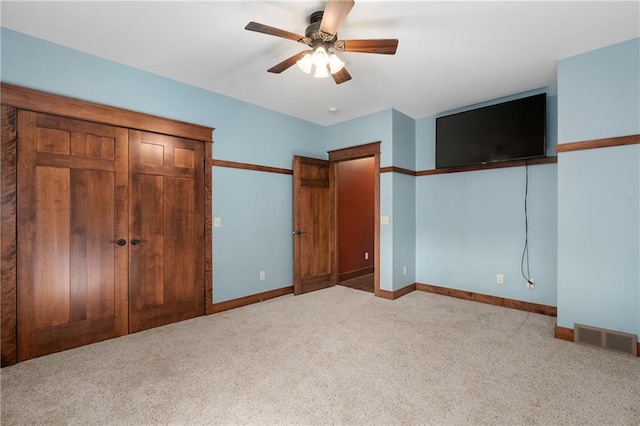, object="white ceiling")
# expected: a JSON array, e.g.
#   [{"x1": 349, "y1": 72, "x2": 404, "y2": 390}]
[{"x1": 2, "y1": 1, "x2": 639, "y2": 126}]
